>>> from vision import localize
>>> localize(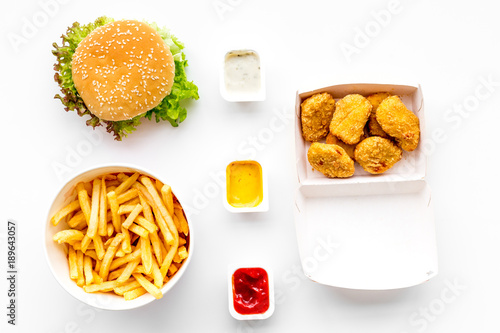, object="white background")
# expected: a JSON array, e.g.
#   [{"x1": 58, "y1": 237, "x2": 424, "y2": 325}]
[{"x1": 1, "y1": 0, "x2": 499, "y2": 332}]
